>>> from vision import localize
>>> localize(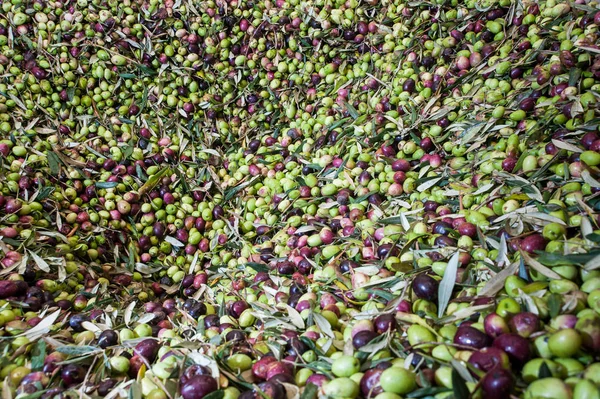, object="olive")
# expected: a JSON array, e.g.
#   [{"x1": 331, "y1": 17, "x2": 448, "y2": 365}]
[{"x1": 412, "y1": 274, "x2": 438, "y2": 300}]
